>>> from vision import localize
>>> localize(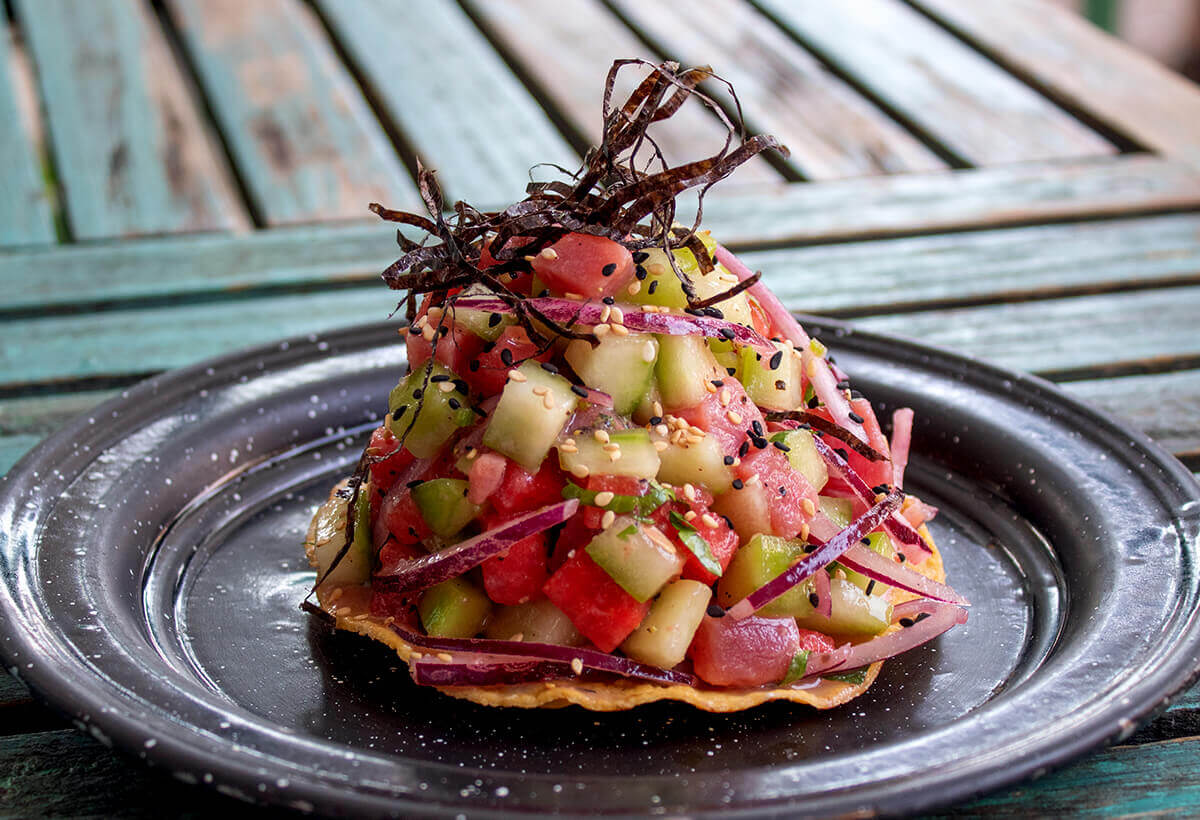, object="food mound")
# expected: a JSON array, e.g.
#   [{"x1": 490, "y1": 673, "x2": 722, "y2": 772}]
[{"x1": 303, "y1": 60, "x2": 967, "y2": 711}]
